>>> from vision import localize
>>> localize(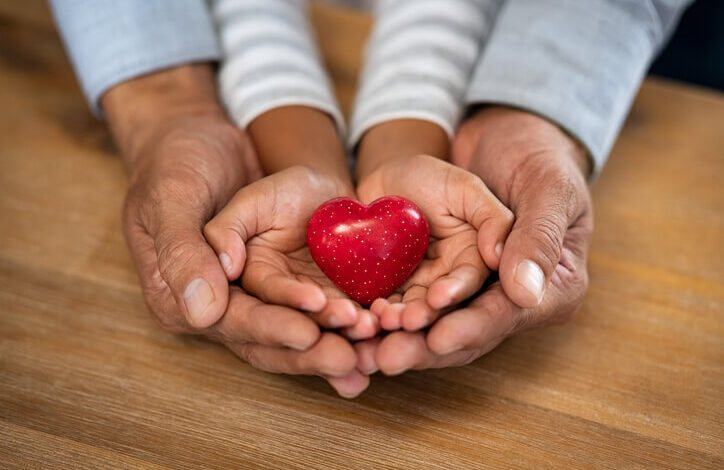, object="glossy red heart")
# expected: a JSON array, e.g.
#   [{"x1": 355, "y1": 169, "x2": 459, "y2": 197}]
[{"x1": 307, "y1": 196, "x2": 429, "y2": 306}]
